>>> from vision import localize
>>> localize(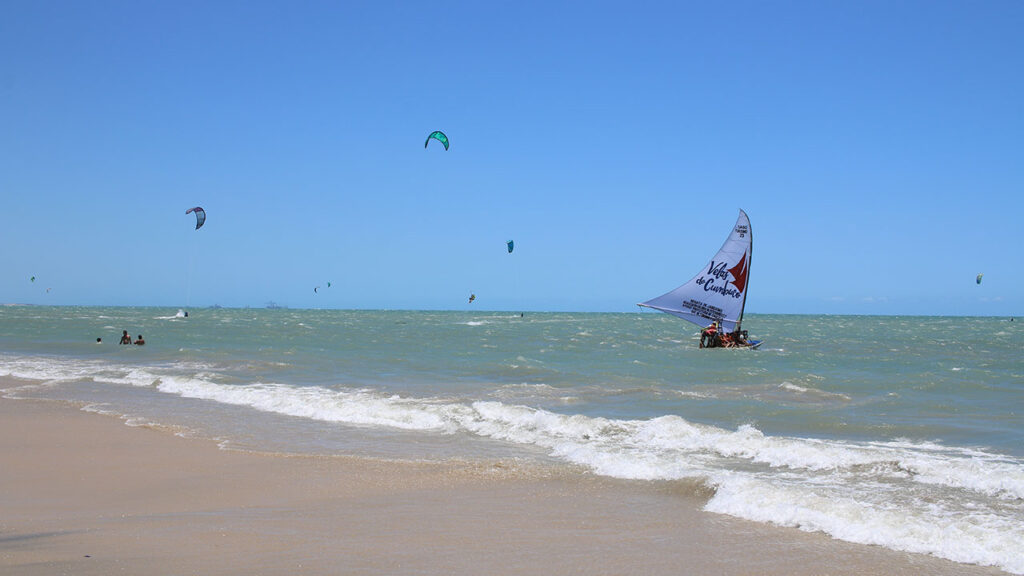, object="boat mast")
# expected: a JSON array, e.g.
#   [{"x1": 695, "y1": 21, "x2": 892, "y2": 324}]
[{"x1": 736, "y1": 210, "x2": 751, "y2": 332}]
